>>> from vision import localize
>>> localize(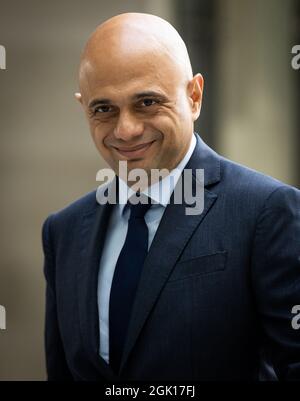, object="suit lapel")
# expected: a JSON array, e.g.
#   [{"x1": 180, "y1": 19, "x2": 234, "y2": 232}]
[
  {"x1": 119, "y1": 134, "x2": 221, "y2": 374},
  {"x1": 77, "y1": 188, "x2": 117, "y2": 379}
]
